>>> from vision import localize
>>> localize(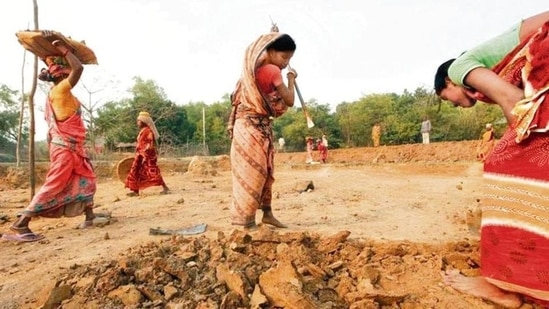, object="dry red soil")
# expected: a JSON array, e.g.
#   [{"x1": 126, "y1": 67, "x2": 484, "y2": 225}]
[{"x1": 1, "y1": 141, "x2": 535, "y2": 309}]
